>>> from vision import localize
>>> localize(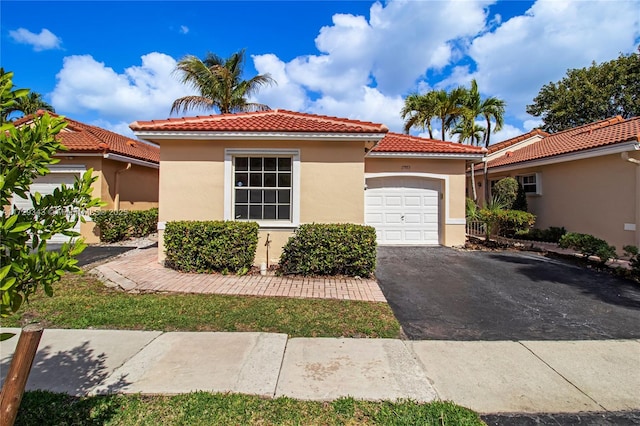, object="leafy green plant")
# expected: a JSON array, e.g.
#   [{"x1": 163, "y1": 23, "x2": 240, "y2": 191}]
[
  {"x1": 559, "y1": 232, "x2": 617, "y2": 262},
  {"x1": 91, "y1": 208, "x2": 158, "y2": 243},
  {"x1": 478, "y1": 196, "x2": 536, "y2": 240},
  {"x1": 512, "y1": 182, "x2": 528, "y2": 211},
  {"x1": 0, "y1": 70, "x2": 102, "y2": 323},
  {"x1": 493, "y1": 177, "x2": 519, "y2": 208},
  {"x1": 164, "y1": 221, "x2": 258, "y2": 274},
  {"x1": 279, "y1": 223, "x2": 377, "y2": 277},
  {"x1": 515, "y1": 226, "x2": 566, "y2": 243},
  {"x1": 465, "y1": 197, "x2": 480, "y2": 220}
]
